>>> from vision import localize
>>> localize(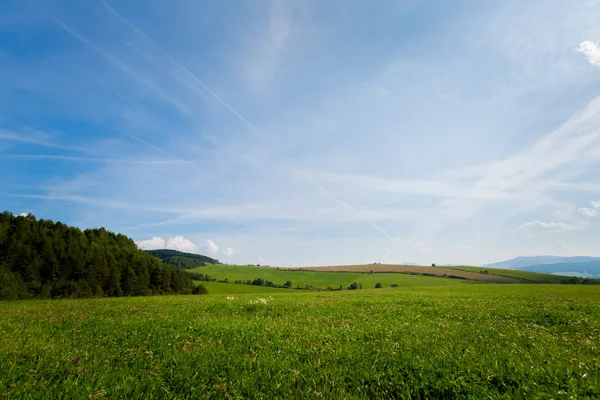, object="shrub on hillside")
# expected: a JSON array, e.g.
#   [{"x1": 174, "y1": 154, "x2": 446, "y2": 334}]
[{"x1": 192, "y1": 284, "x2": 208, "y2": 295}]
